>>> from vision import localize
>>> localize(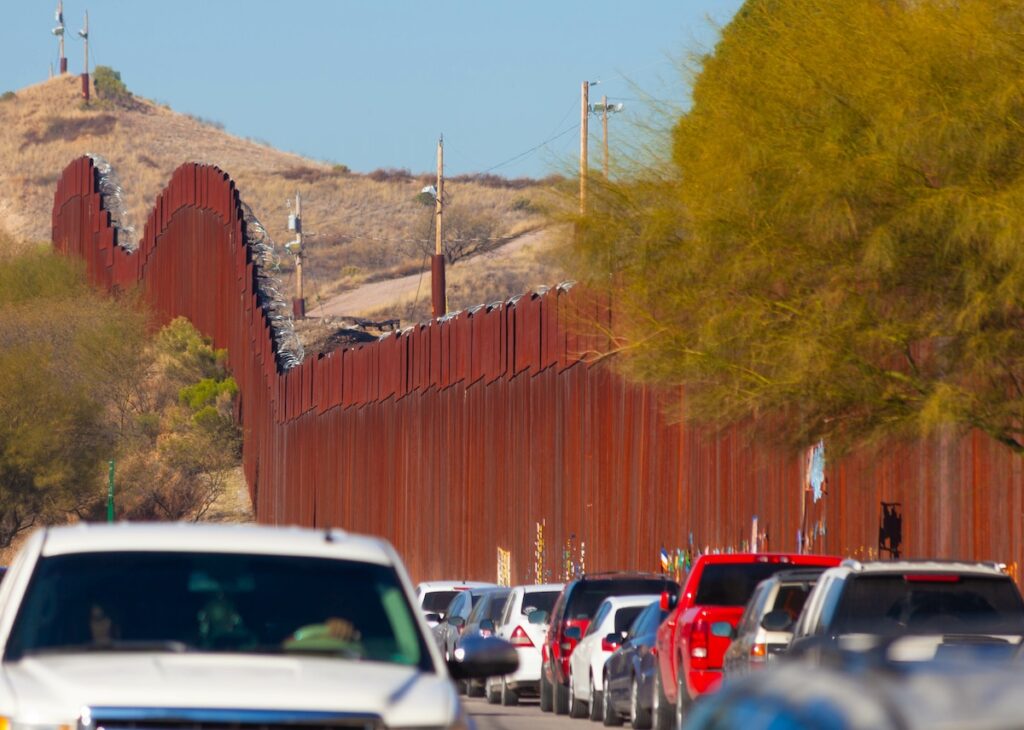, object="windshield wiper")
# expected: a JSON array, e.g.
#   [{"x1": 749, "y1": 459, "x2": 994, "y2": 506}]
[{"x1": 24, "y1": 640, "x2": 193, "y2": 656}]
